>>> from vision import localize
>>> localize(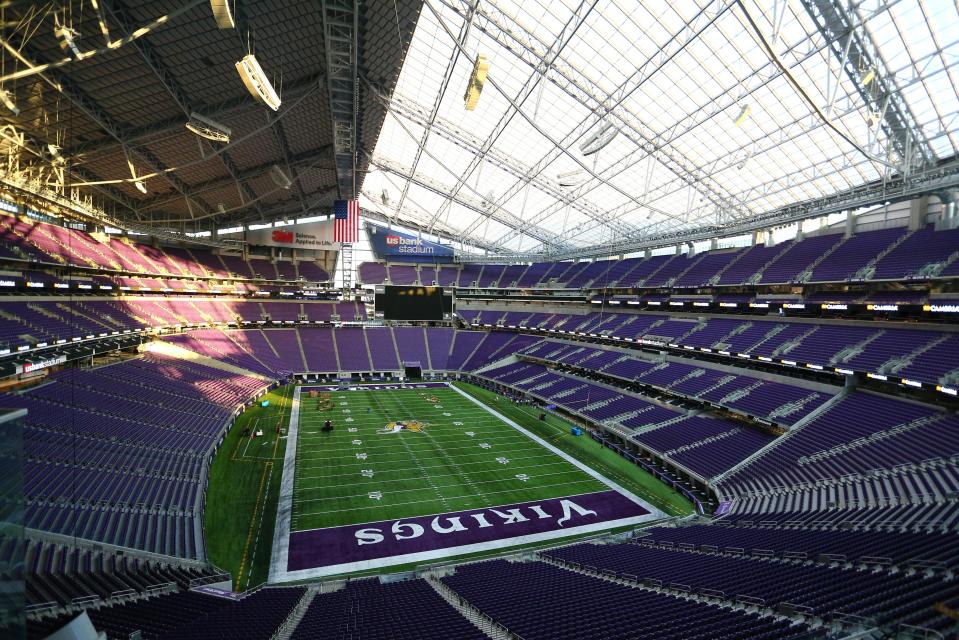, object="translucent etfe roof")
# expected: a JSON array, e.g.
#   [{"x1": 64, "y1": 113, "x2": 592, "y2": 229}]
[{"x1": 360, "y1": 0, "x2": 959, "y2": 258}]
